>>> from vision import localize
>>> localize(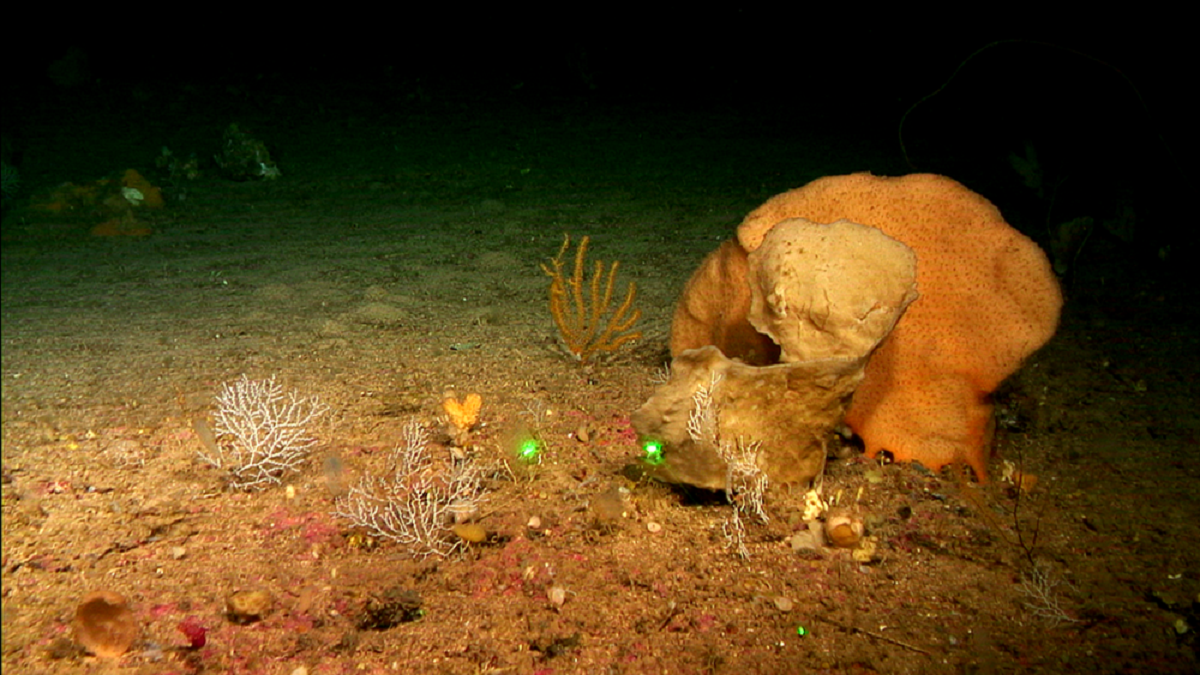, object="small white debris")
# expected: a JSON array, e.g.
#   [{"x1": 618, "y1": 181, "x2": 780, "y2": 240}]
[
  {"x1": 801, "y1": 489, "x2": 826, "y2": 521},
  {"x1": 547, "y1": 585, "x2": 567, "y2": 608},
  {"x1": 646, "y1": 522, "x2": 662, "y2": 533},
  {"x1": 121, "y1": 187, "x2": 144, "y2": 205},
  {"x1": 790, "y1": 529, "x2": 823, "y2": 552}
]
